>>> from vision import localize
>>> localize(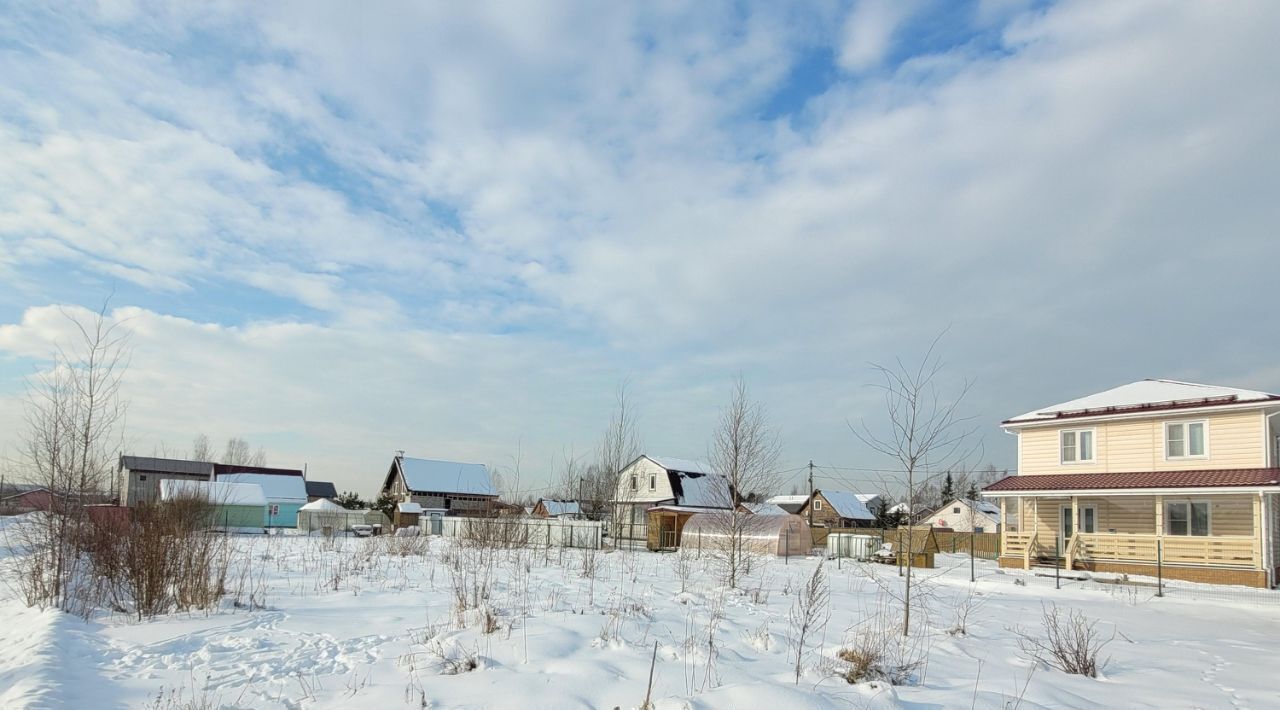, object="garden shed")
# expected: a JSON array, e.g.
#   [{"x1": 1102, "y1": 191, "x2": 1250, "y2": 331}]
[
  {"x1": 215, "y1": 472, "x2": 308, "y2": 527},
  {"x1": 678, "y1": 512, "x2": 811, "y2": 557},
  {"x1": 159, "y1": 479, "x2": 267, "y2": 533}
]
